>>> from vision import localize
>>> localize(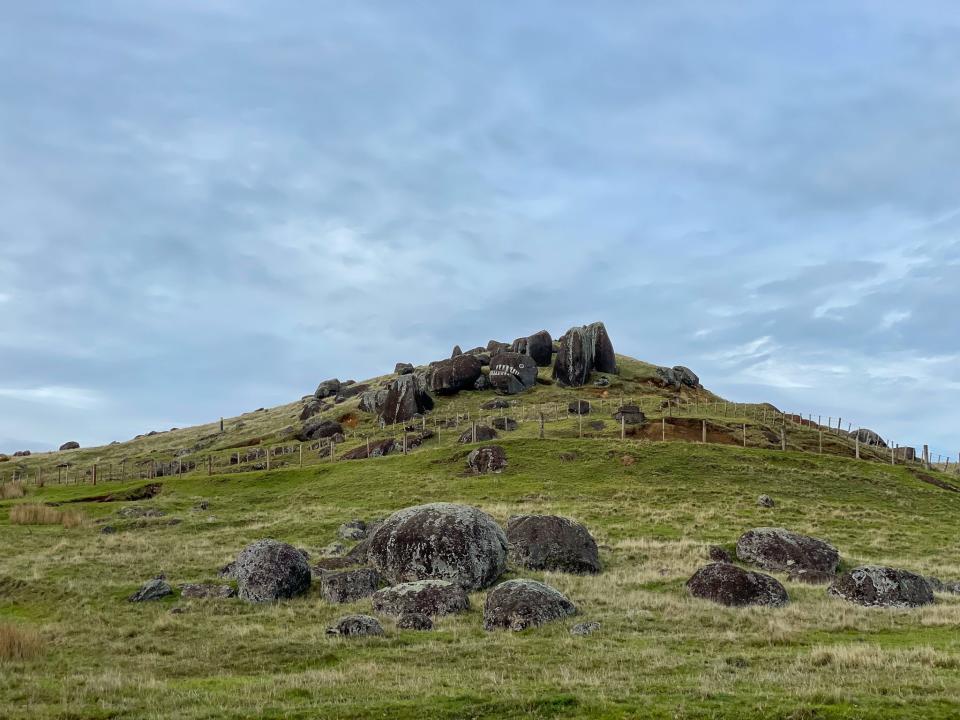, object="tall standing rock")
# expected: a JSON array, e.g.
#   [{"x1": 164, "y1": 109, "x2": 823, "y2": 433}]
[
  {"x1": 511, "y1": 330, "x2": 553, "y2": 367},
  {"x1": 552, "y1": 322, "x2": 617, "y2": 387},
  {"x1": 488, "y1": 352, "x2": 538, "y2": 394},
  {"x1": 430, "y1": 354, "x2": 483, "y2": 395},
  {"x1": 381, "y1": 375, "x2": 434, "y2": 425}
]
